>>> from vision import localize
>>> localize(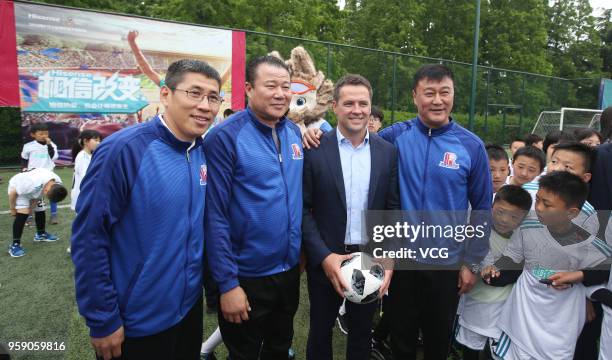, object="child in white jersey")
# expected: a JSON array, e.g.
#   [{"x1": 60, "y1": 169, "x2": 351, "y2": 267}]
[
  {"x1": 485, "y1": 172, "x2": 611, "y2": 360},
  {"x1": 7, "y1": 168, "x2": 67, "y2": 257},
  {"x1": 21, "y1": 123, "x2": 60, "y2": 224},
  {"x1": 67, "y1": 130, "x2": 101, "y2": 253},
  {"x1": 455, "y1": 185, "x2": 531, "y2": 359}
]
